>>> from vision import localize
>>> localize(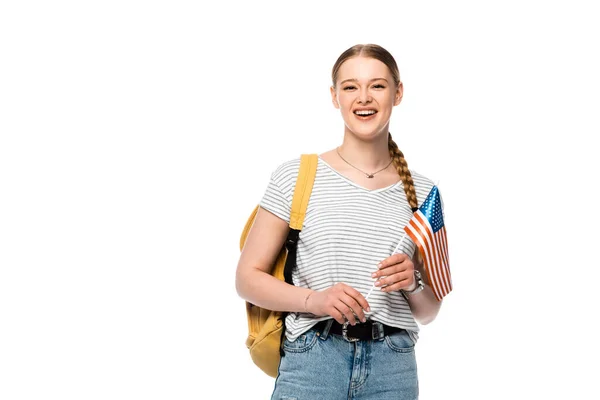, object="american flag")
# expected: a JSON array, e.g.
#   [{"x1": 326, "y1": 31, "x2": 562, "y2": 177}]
[{"x1": 404, "y1": 185, "x2": 452, "y2": 301}]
